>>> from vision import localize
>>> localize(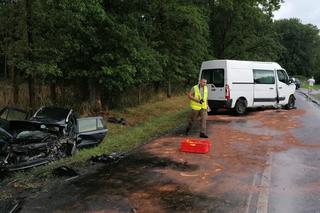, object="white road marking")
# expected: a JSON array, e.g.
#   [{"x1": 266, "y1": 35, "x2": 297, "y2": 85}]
[
  {"x1": 256, "y1": 152, "x2": 273, "y2": 213},
  {"x1": 245, "y1": 172, "x2": 259, "y2": 213}
]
